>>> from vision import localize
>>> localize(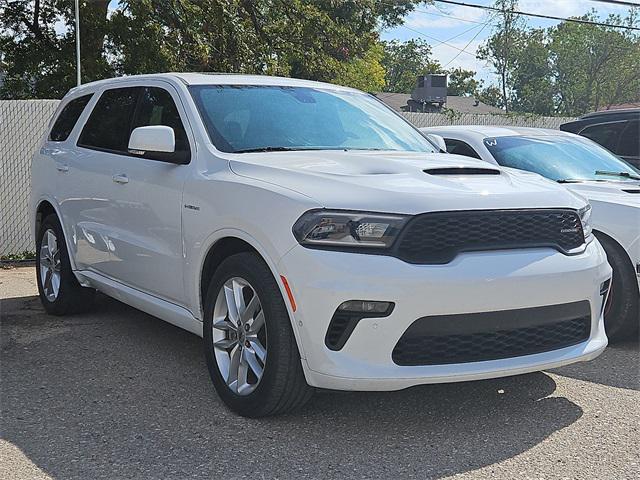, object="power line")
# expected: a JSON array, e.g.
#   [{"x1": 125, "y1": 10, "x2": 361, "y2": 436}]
[
  {"x1": 379, "y1": 0, "x2": 488, "y2": 25},
  {"x1": 433, "y1": 0, "x2": 640, "y2": 31},
  {"x1": 399, "y1": 23, "x2": 482, "y2": 58},
  {"x1": 442, "y1": 15, "x2": 494, "y2": 67},
  {"x1": 588, "y1": 0, "x2": 640, "y2": 7}
]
